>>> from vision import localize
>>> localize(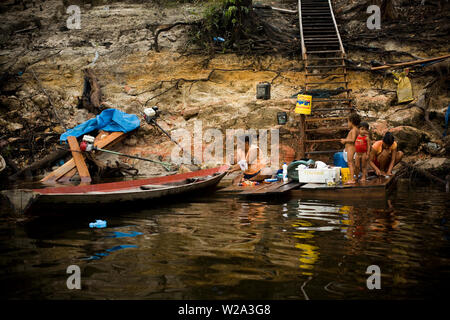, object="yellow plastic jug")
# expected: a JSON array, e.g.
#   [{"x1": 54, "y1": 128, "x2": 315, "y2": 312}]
[{"x1": 341, "y1": 168, "x2": 350, "y2": 184}]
